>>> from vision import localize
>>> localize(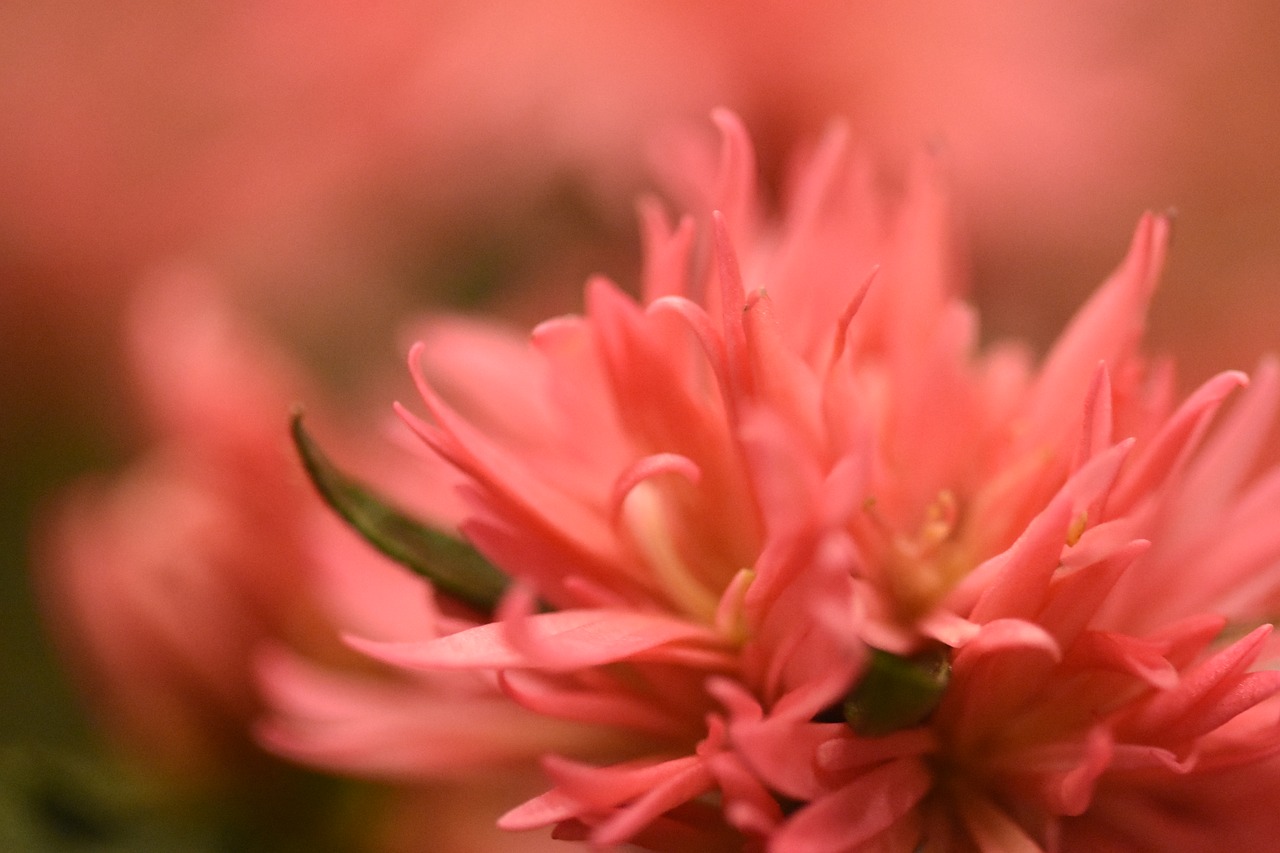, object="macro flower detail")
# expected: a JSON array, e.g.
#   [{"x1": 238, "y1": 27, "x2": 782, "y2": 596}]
[{"x1": 284, "y1": 111, "x2": 1280, "y2": 851}]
